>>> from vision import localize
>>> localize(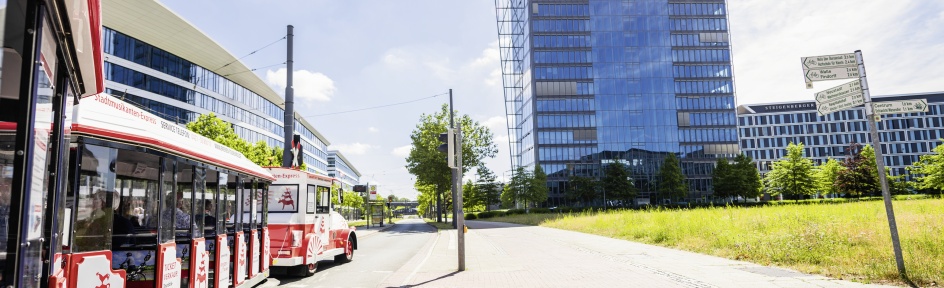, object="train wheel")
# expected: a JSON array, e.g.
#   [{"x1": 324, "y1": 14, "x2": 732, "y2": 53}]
[
  {"x1": 293, "y1": 262, "x2": 317, "y2": 277},
  {"x1": 335, "y1": 237, "x2": 354, "y2": 263}
]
